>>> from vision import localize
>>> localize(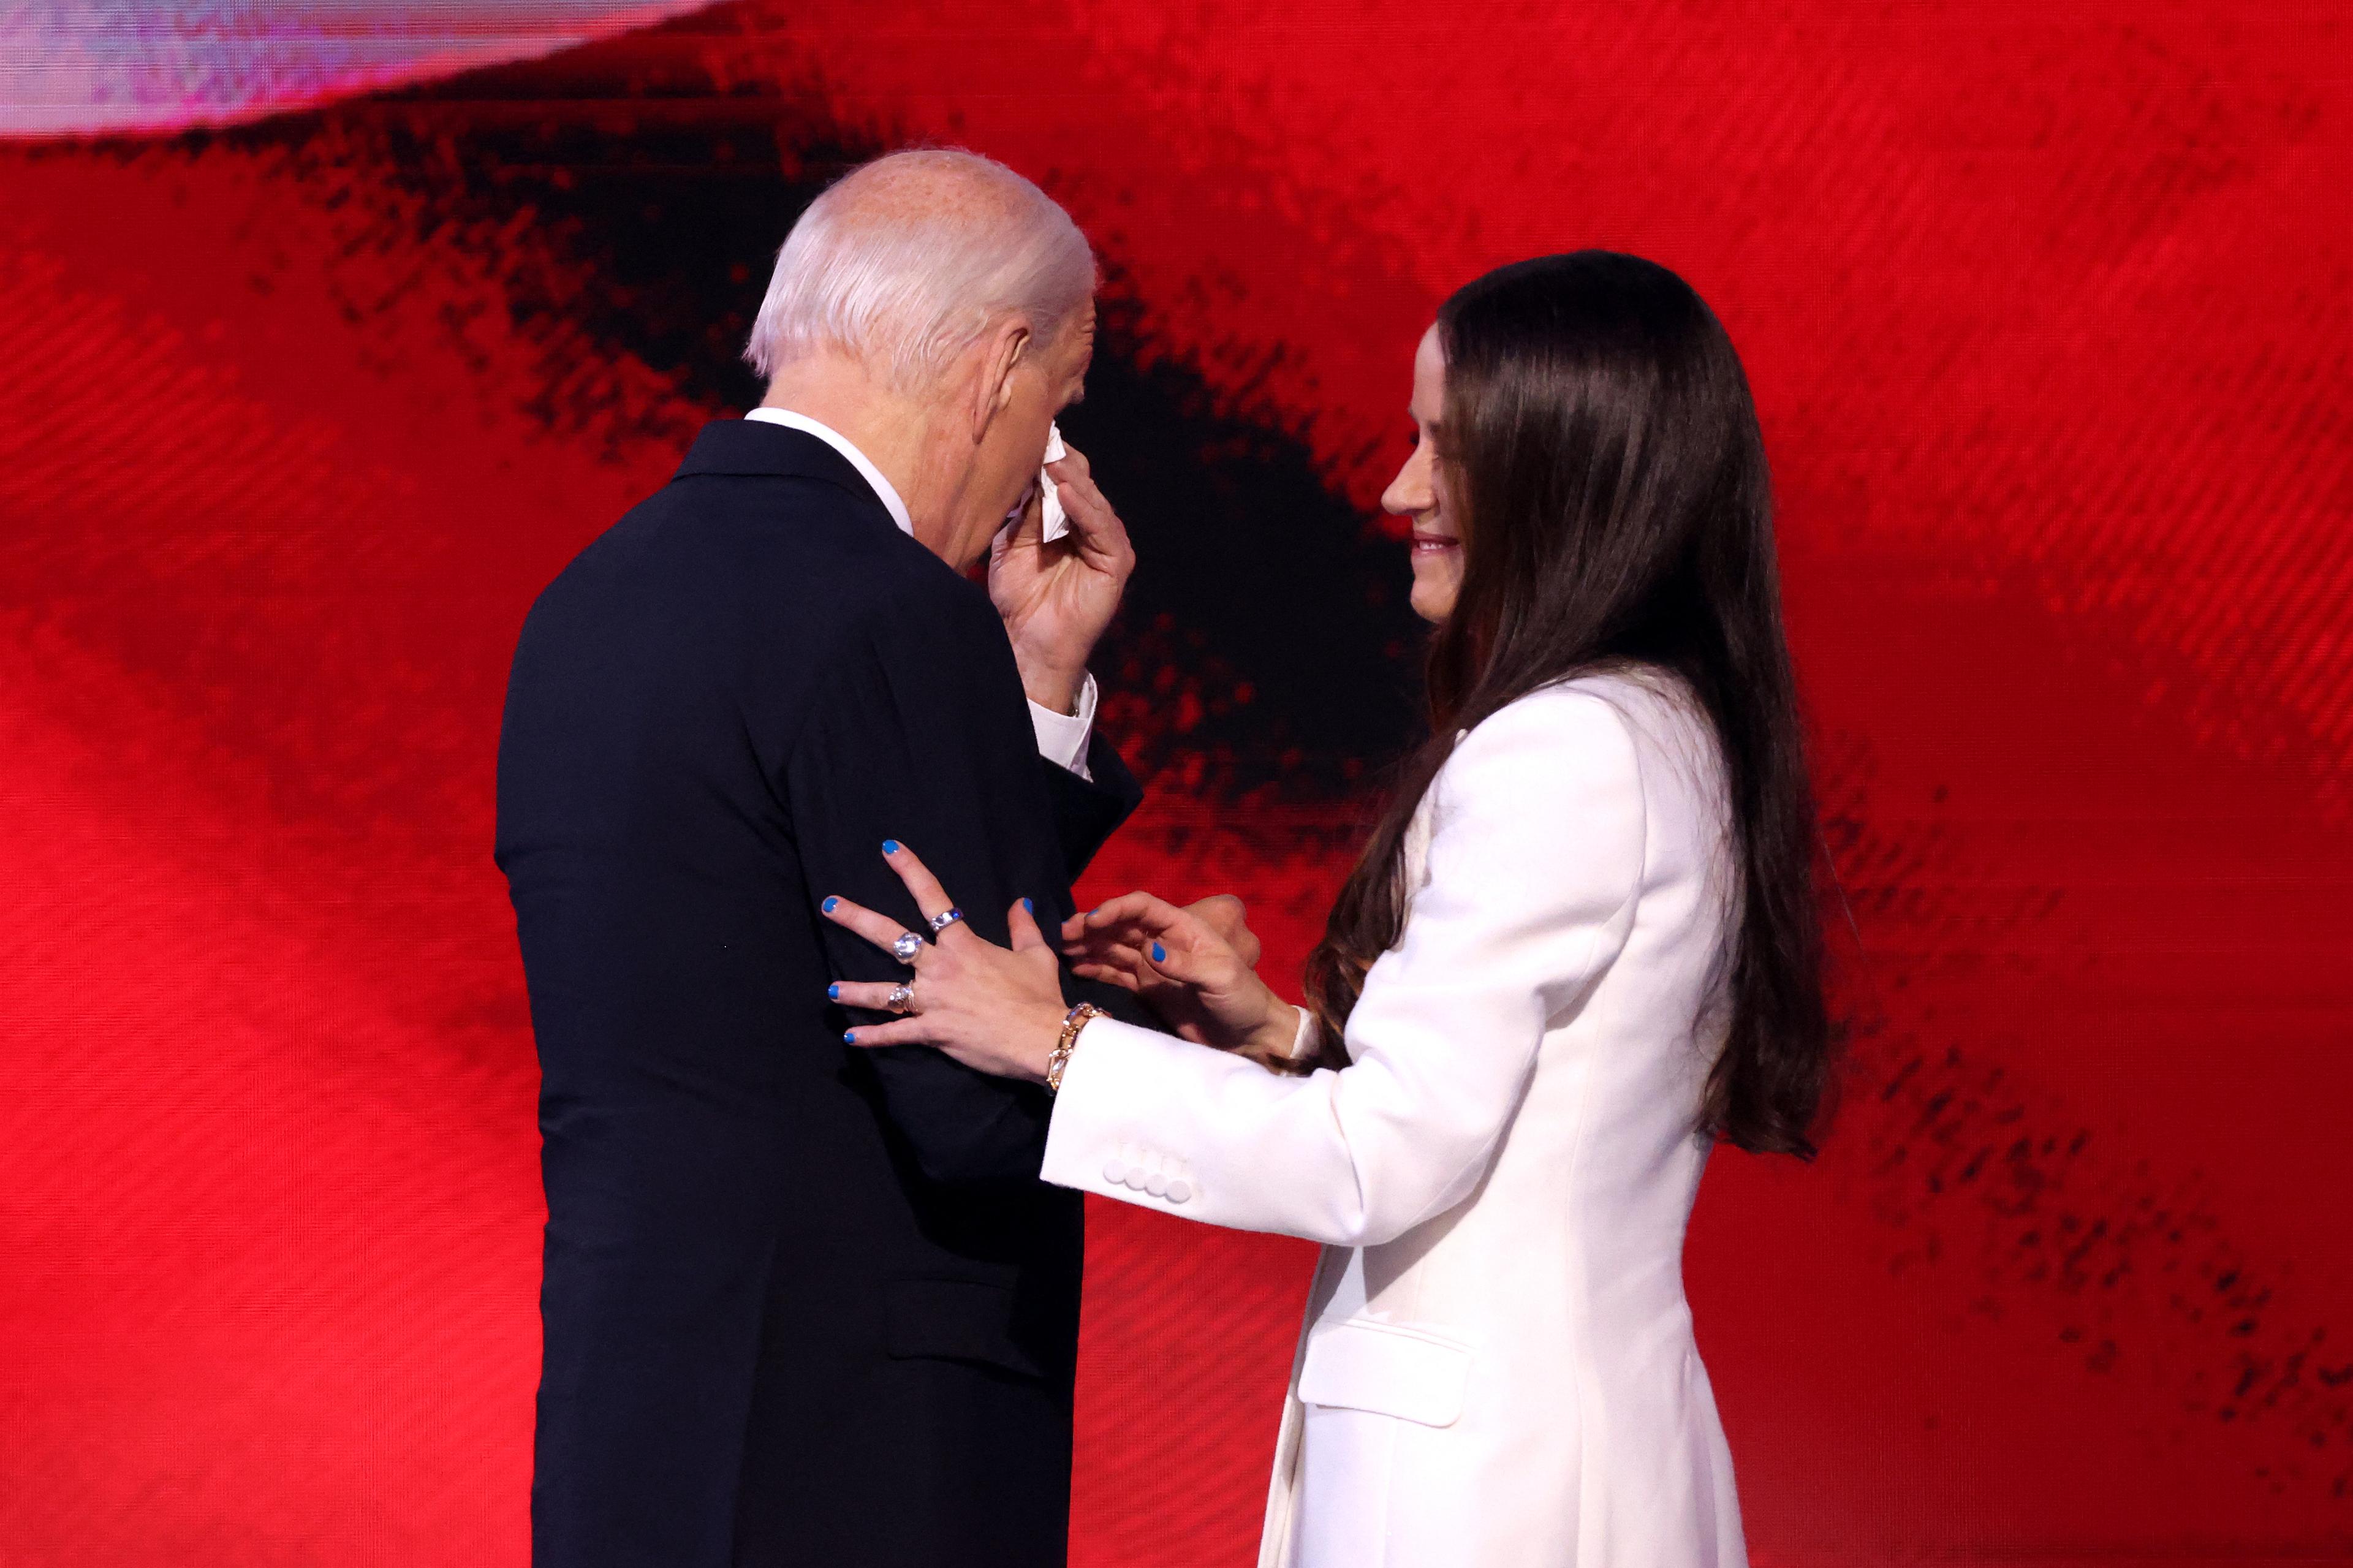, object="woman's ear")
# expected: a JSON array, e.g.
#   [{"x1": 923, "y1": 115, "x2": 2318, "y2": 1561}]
[{"x1": 969, "y1": 319, "x2": 1033, "y2": 442}]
